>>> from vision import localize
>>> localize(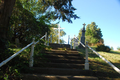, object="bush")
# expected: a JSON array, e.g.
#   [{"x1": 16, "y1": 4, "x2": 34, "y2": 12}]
[
  {"x1": 117, "y1": 47, "x2": 120, "y2": 50},
  {"x1": 96, "y1": 45, "x2": 111, "y2": 52}
]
